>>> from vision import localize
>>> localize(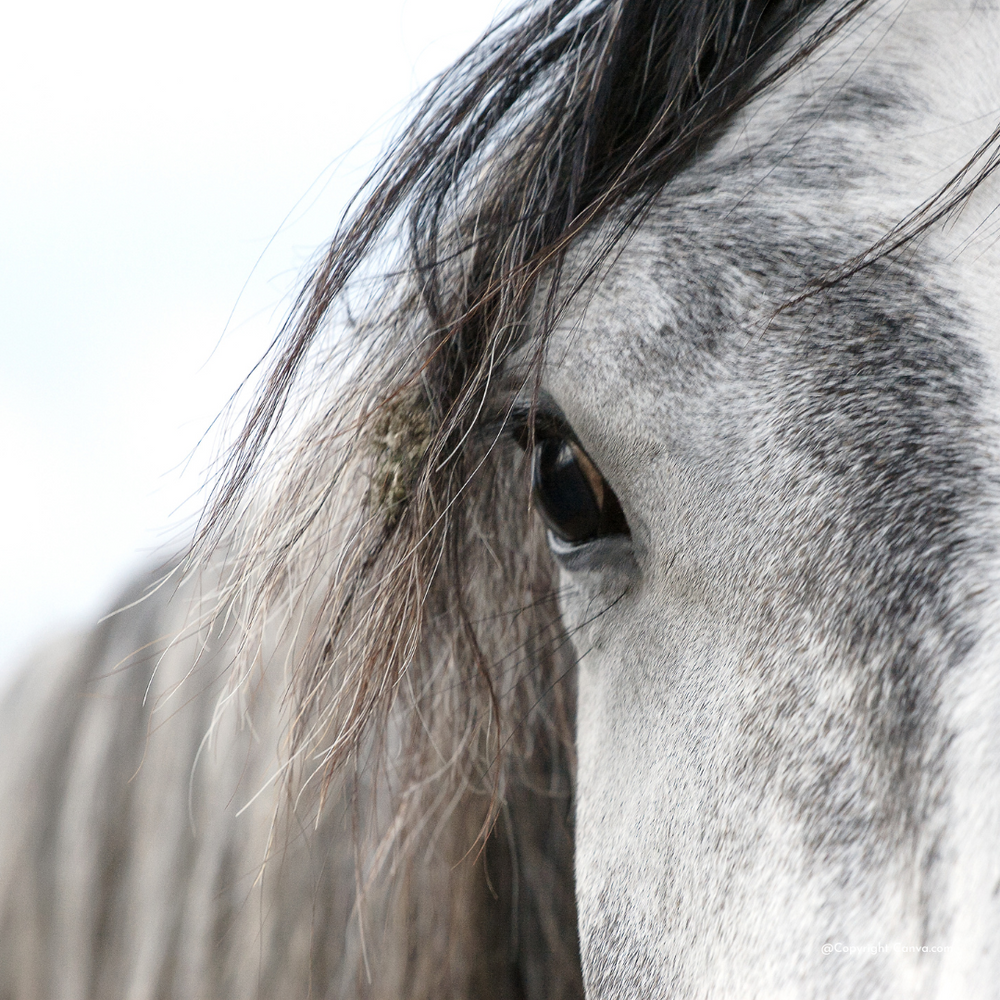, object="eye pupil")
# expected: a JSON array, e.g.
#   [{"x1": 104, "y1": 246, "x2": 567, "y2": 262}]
[{"x1": 531, "y1": 437, "x2": 628, "y2": 545}]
